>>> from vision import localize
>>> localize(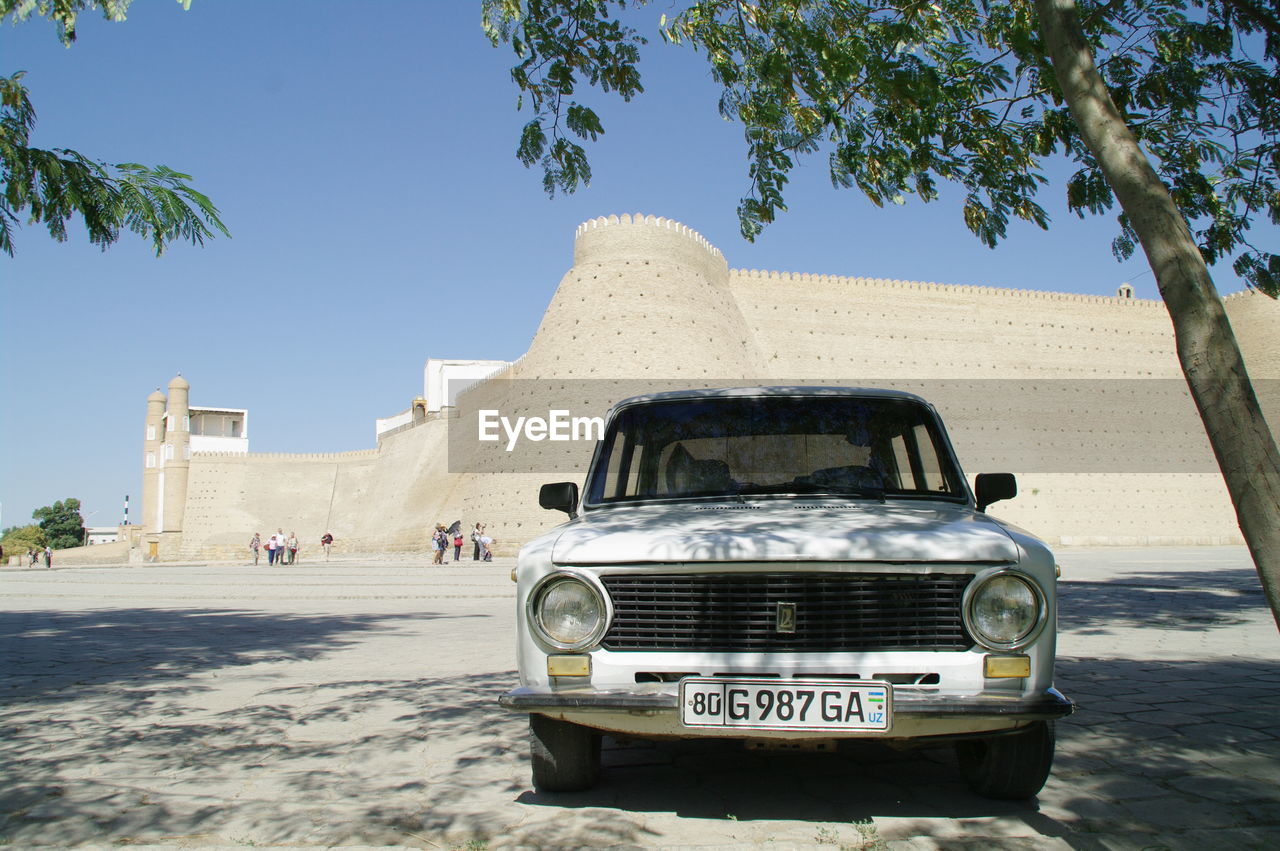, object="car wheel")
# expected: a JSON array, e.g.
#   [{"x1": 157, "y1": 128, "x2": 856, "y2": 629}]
[
  {"x1": 529, "y1": 714, "x2": 601, "y2": 793},
  {"x1": 955, "y1": 720, "x2": 1055, "y2": 800}
]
